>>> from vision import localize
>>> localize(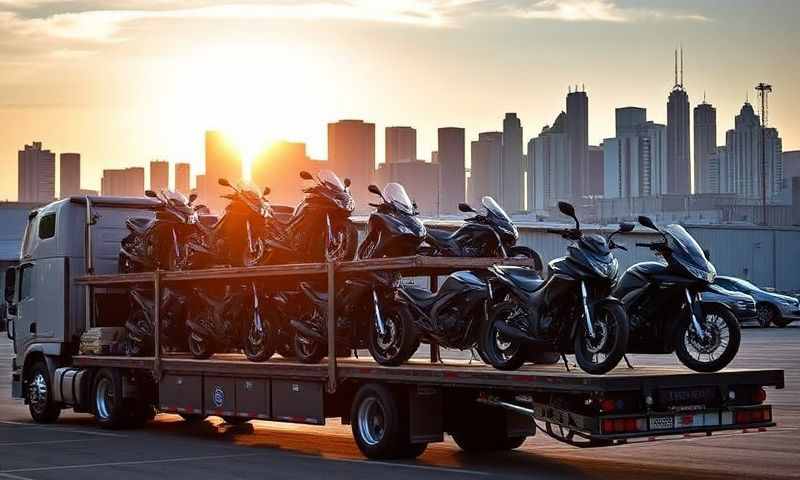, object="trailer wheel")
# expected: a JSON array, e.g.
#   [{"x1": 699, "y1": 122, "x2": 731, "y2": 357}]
[
  {"x1": 93, "y1": 368, "x2": 133, "y2": 429},
  {"x1": 27, "y1": 361, "x2": 61, "y2": 424},
  {"x1": 351, "y1": 384, "x2": 419, "y2": 459}
]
